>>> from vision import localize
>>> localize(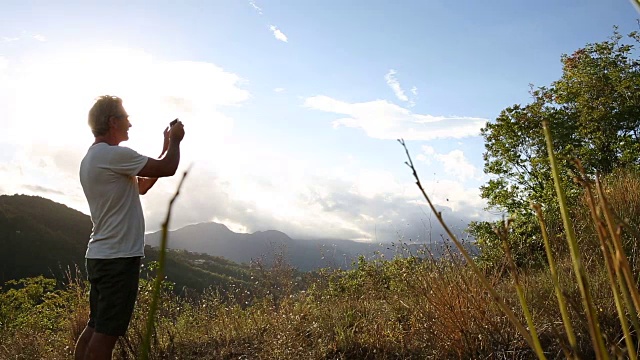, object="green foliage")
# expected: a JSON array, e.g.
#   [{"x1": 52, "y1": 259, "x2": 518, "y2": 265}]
[
  {"x1": 143, "y1": 246, "x2": 253, "y2": 293},
  {"x1": 0, "y1": 276, "x2": 57, "y2": 329},
  {"x1": 470, "y1": 214, "x2": 550, "y2": 269},
  {"x1": 554, "y1": 30, "x2": 640, "y2": 174},
  {"x1": 474, "y1": 29, "x2": 640, "y2": 268},
  {"x1": 0, "y1": 274, "x2": 88, "y2": 358}
]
